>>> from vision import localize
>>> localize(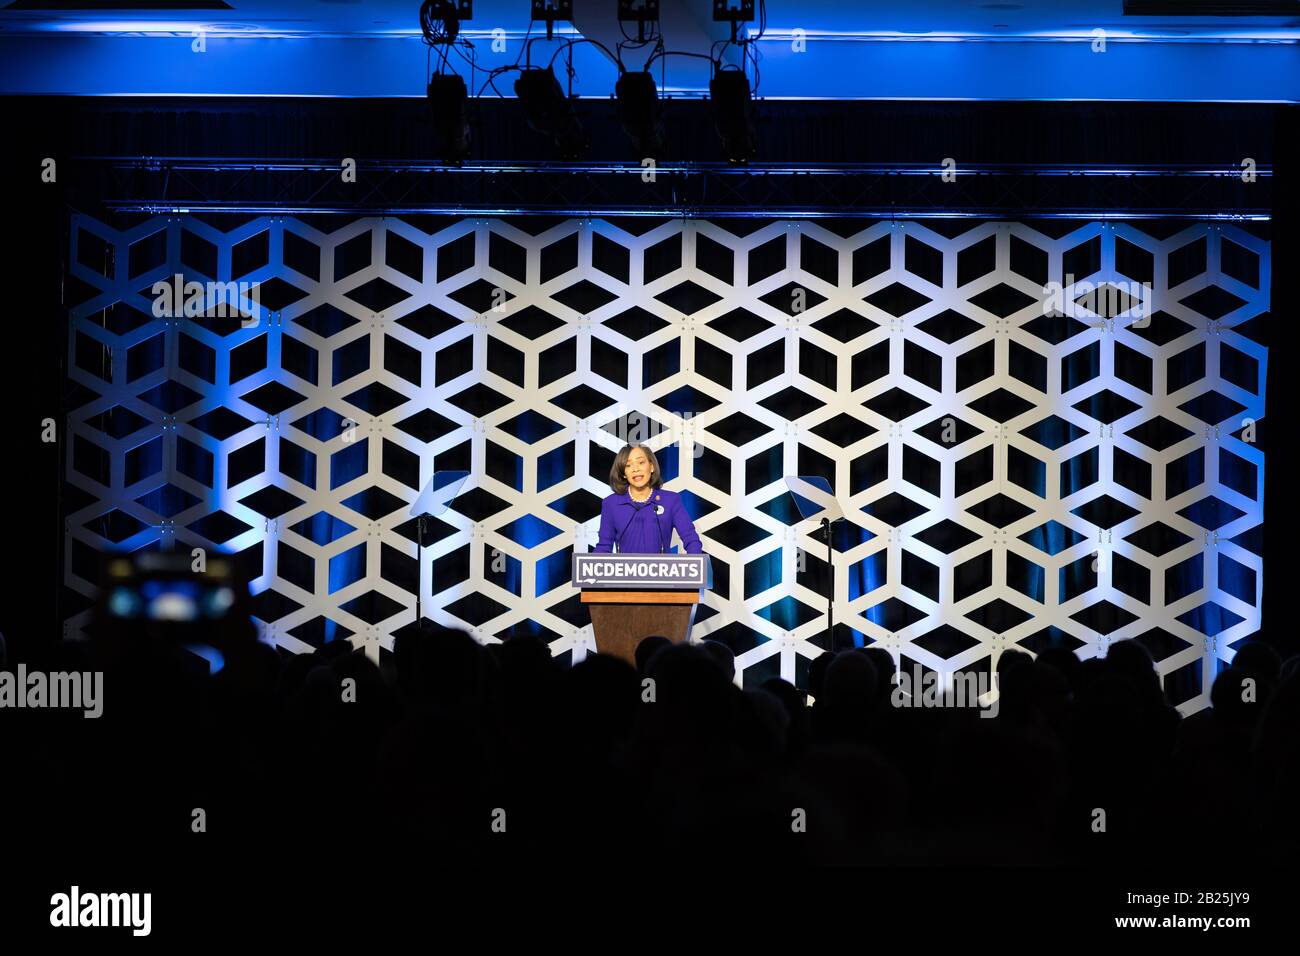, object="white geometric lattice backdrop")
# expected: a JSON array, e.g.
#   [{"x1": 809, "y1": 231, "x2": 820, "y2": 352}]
[{"x1": 63, "y1": 215, "x2": 1267, "y2": 713}]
